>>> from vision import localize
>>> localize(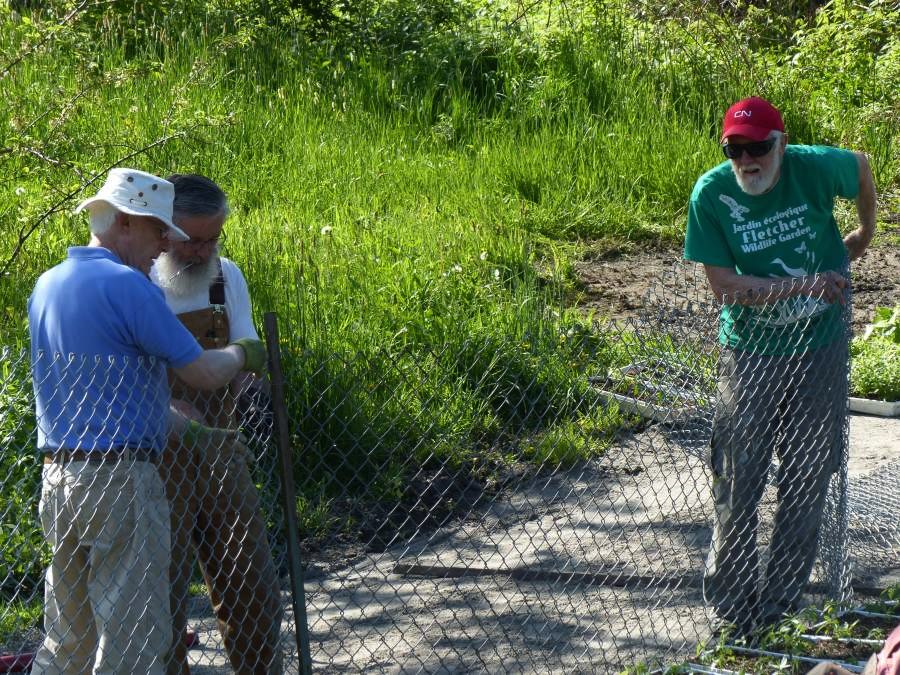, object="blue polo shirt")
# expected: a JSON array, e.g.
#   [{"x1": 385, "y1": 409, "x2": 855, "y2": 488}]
[{"x1": 28, "y1": 247, "x2": 203, "y2": 453}]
